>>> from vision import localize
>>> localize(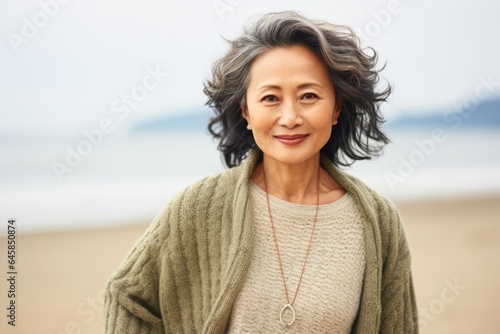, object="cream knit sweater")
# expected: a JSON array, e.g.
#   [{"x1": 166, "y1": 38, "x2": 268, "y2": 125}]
[
  {"x1": 104, "y1": 150, "x2": 418, "y2": 333},
  {"x1": 227, "y1": 185, "x2": 365, "y2": 333}
]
